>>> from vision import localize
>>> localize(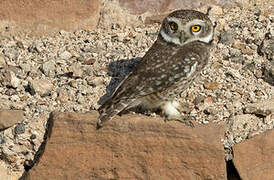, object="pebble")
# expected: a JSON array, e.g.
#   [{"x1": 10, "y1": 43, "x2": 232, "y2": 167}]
[
  {"x1": 203, "y1": 82, "x2": 220, "y2": 90},
  {"x1": 83, "y1": 58, "x2": 96, "y2": 65},
  {"x1": 193, "y1": 95, "x2": 205, "y2": 105},
  {"x1": 0, "y1": 55, "x2": 6, "y2": 68},
  {"x1": 69, "y1": 63, "x2": 83, "y2": 78},
  {"x1": 59, "y1": 51, "x2": 72, "y2": 60},
  {"x1": 14, "y1": 123, "x2": 25, "y2": 135},
  {"x1": 0, "y1": 135, "x2": 7, "y2": 144},
  {"x1": 28, "y1": 79, "x2": 54, "y2": 97},
  {"x1": 9, "y1": 71, "x2": 20, "y2": 88},
  {"x1": 20, "y1": 64, "x2": 31, "y2": 73},
  {"x1": 41, "y1": 60, "x2": 56, "y2": 77}
]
